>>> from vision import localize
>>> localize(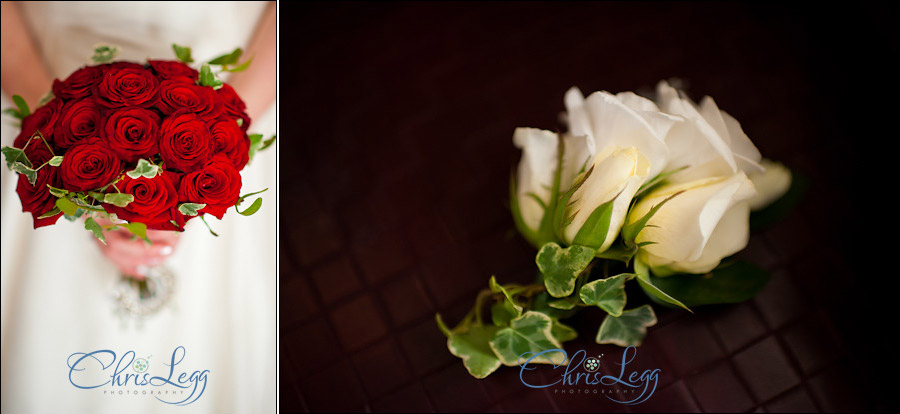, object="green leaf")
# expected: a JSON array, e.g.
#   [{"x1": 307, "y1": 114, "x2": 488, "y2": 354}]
[
  {"x1": 490, "y1": 302, "x2": 515, "y2": 326},
  {"x1": 208, "y1": 48, "x2": 243, "y2": 65},
  {"x1": 622, "y1": 191, "x2": 683, "y2": 246},
  {"x1": 489, "y1": 276, "x2": 523, "y2": 319},
  {"x1": 2, "y1": 146, "x2": 31, "y2": 169},
  {"x1": 223, "y1": 57, "x2": 253, "y2": 72},
  {"x1": 55, "y1": 197, "x2": 78, "y2": 216},
  {"x1": 647, "y1": 261, "x2": 770, "y2": 307},
  {"x1": 531, "y1": 291, "x2": 578, "y2": 321},
  {"x1": 118, "y1": 222, "x2": 149, "y2": 244},
  {"x1": 248, "y1": 134, "x2": 276, "y2": 160},
  {"x1": 2, "y1": 108, "x2": 22, "y2": 121},
  {"x1": 91, "y1": 45, "x2": 119, "y2": 64},
  {"x1": 235, "y1": 197, "x2": 263, "y2": 216},
  {"x1": 536, "y1": 242, "x2": 595, "y2": 298},
  {"x1": 63, "y1": 208, "x2": 85, "y2": 221},
  {"x1": 571, "y1": 190, "x2": 620, "y2": 249},
  {"x1": 448, "y1": 325, "x2": 503, "y2": 379},
  {"x1": 550, "y1": 319, "x2": 578, "y2": 343},
  {"x1": 37, "y1": 207, "x2": 62, "y2": 219},
  {"x1": 178, "y1": 202, "x2": 207, "y2": 216},
  {"x1": 103, "y1": 192, "x2": 134, "y2": 208},
  {"x1": 489, "y1": 311, "x2": 566, "y2": 366},
  {"x1": 750, "y1": 169, "x2": 807, "y2": 231},
  {"x1": 11, "y1": 162, "x2": 37, "y2": 185},
  {"x1": 260, "y1": 135, "x2": 276, "y2": 151},
  {"x1": 634, "y1": 258, "x2": 692, "y2": 313},
  {"x1": 596, "y1": 305, "x2": 657, "y2": 347},
  {"x1": 48, "y1": 155, "x2": 63, "y2": 167},
  {"x1": 12, "y1": 95, "x2": 30, "y2": 117},
  {"x1": 172, "y1": 44, "x2": 194, "y2": 63},
  {"x1": 198, "y1": 64, "x2": 223, "y2": 89},
  {"x1": 84, "y1": 217, "x2": 106, "y2": 244},
  {"x1": 579, "y1": 273, "x2": 632, "y2": 317},
  {"x1": 126, "y1": 158, "x2": 159, "y2": 179}
]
